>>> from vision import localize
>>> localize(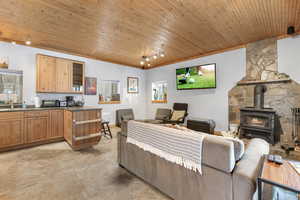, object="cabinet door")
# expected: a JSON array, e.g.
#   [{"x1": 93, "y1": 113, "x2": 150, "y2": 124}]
[
  {"x1": 49, "y1": 110, "x2": 64, "y2": 139},
  {"x1": 36, "y1": 55, "x2": 56, "y2": 92},
  {"x1": 56, "y1": 58, "x2": 72, "y2": 93},
  {"x1": 26, "y1": 117, "x2": 49, "y2": 143},
  {"x1": 72, "y1": 62, "x2": 85, "y2": 93},
  {"x1": 0, "y1": 119, "x2": 24, "y2": 148}
]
